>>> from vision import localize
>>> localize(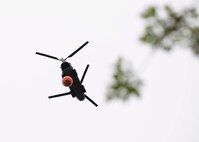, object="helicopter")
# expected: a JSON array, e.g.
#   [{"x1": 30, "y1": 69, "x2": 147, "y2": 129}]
[{"x1": 35, "y1": 41, "x2": 98, "y2": 107}]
